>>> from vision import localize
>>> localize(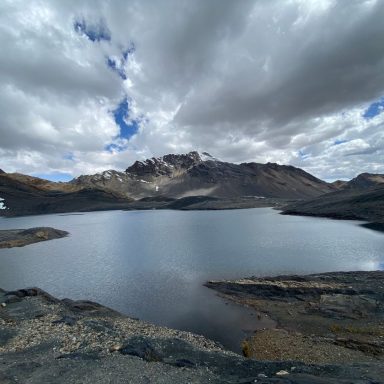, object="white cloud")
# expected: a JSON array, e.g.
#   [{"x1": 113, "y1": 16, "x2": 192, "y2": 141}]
[{"x1": 0, "y1": 0, "x2": 383, "y2": 180}]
